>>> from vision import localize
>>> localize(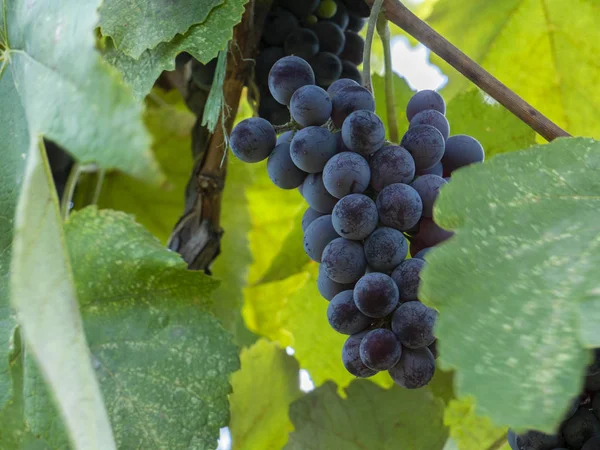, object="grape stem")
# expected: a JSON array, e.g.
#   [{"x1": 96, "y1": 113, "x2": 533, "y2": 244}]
[
  {"x1": 366, "y1": 0, "x2": 571, "y2": 142},
  {"x1": 376, "y1": 15, "x2": 399, "y2": 142},
  {"x1": 362, "y1": 0, "x2": 384, "y2": 94}
]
